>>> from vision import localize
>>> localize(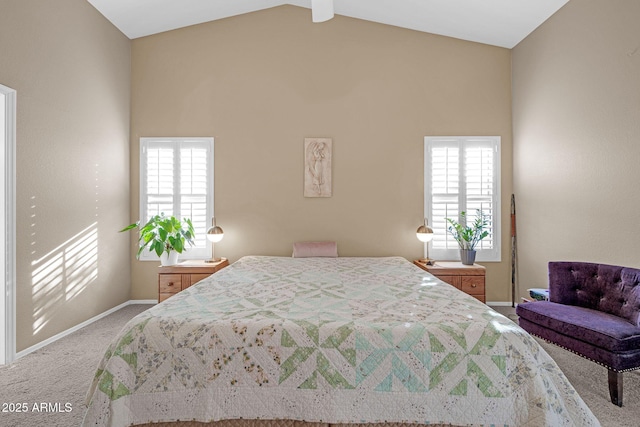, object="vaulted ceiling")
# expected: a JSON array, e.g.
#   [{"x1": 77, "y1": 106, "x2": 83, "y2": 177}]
[{"x1": 86, "y1": 0, "x2": 569, "y2": 48}]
